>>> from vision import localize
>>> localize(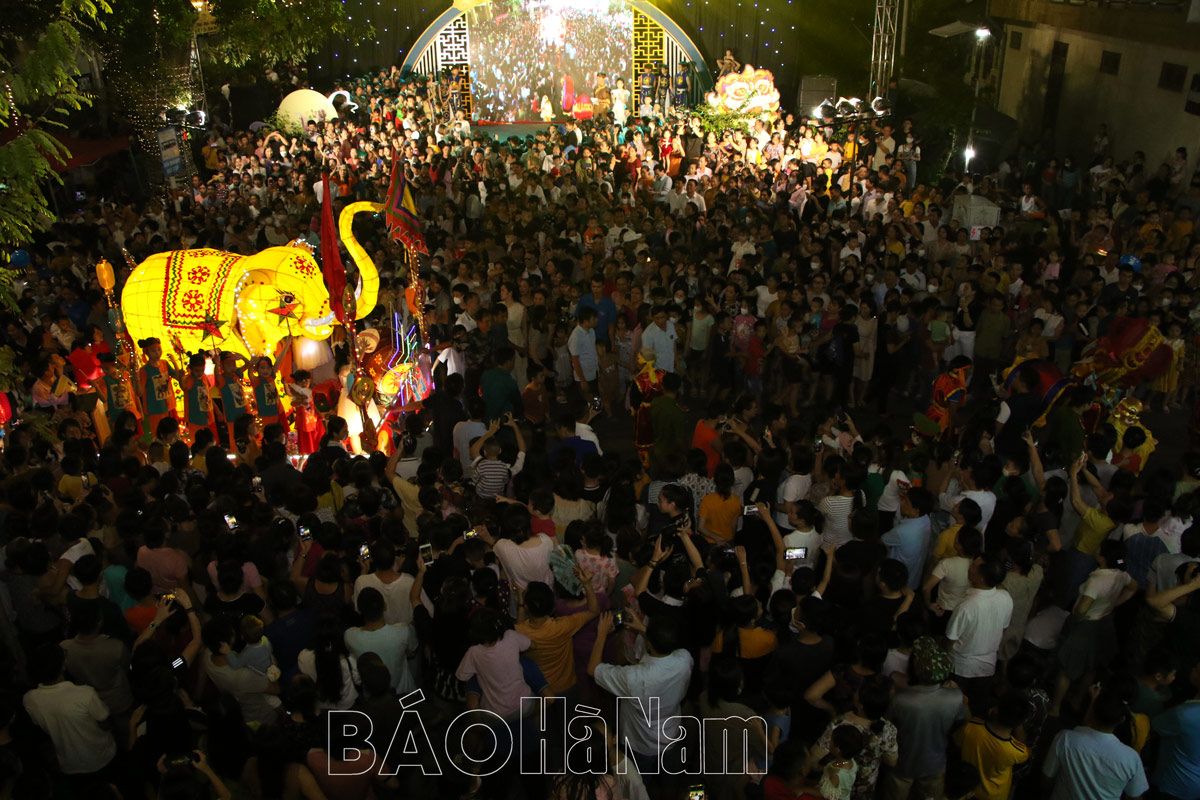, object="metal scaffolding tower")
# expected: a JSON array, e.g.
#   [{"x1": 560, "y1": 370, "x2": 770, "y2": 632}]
[{"x1": 869, "y1": 0, "x2": 899, "y2": 99}]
